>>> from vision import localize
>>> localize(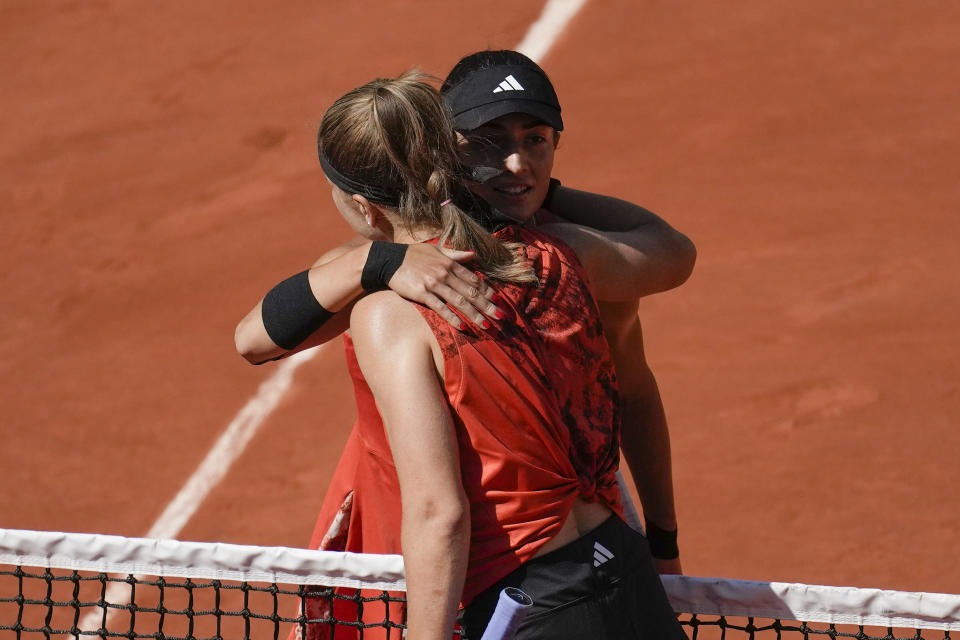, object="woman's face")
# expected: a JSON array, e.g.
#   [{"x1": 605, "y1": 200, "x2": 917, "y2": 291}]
[{"x1": 457, "y1": 112, "x2": 557, "y2": 223}]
